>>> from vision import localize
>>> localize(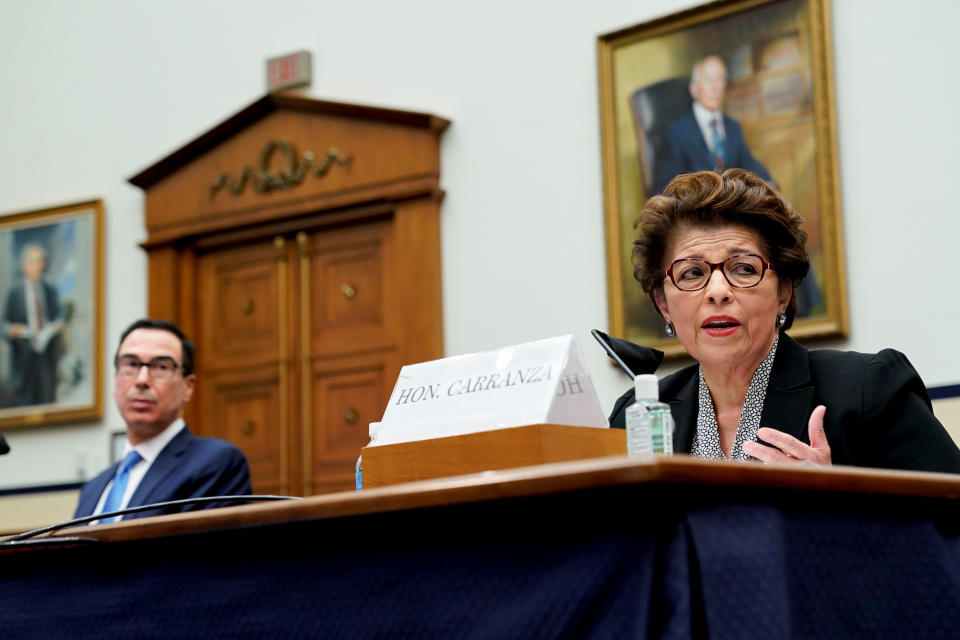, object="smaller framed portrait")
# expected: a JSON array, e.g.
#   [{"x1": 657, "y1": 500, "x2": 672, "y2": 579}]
[
  {"x1": 110, "y1": 430, "x2": 127, "y2": 465},
  {"x1": 0, "y1": 200, "x2": 104, "y2": 428}
]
